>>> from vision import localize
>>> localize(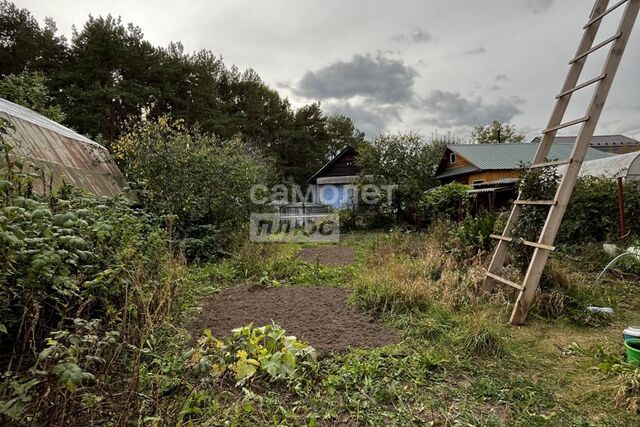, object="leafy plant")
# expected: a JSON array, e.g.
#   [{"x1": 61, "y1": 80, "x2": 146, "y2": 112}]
[
  {"x1": 421, "y1": 182, "x2": 472, "y2": 224},
  {"x1": 192, "y1": 324, "x2": 317, "y2": 385}
]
